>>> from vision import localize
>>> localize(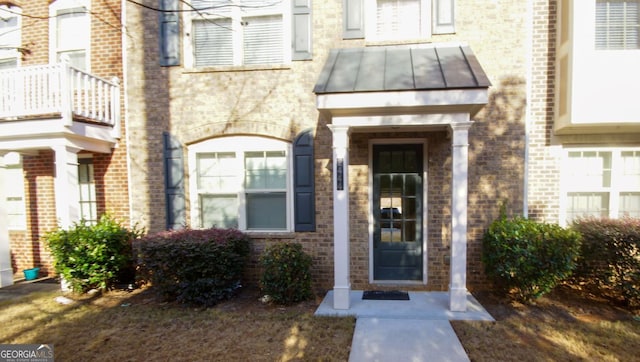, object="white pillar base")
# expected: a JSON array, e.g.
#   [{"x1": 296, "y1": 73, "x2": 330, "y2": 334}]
[
  {"x1": 449, "y1": 286, "x2": 468, "y2": 312},
  {"x1": 333, "y1": 285, "x2": 351, "y2": 310},
  {"x1": 60, "y1": 276, "x2": 71, "y2": 292},
  {"x1": 0, "y1": 268, "x2": 13, "y2": 288}
]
